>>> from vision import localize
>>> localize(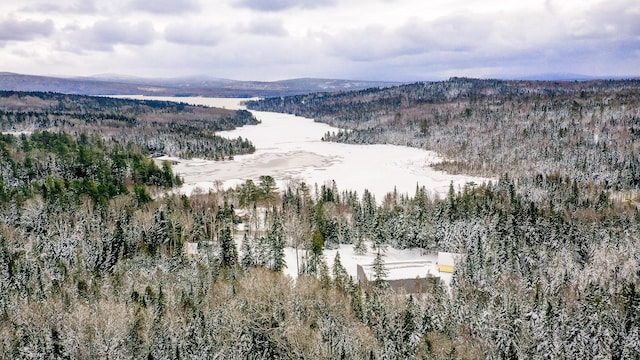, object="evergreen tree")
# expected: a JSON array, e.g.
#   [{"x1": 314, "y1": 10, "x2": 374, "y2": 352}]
[
  {"x1": 361, "y1": 189, "x2": 377, "y2": 236},
  {"x1": 372, "y1": 249, "x2": 389, "y2": 288},
  {"x1": 240, "y1": 232, "x2": 254, "y2": 269},
  {"x1": 259, "y1": 175, "x2": 277, "y2": 203},
  {"x1": 219, "y1": 227, "x2": 237, "y2": 269},
  {"x1": 126, "y1": 305, "x2": 149, "y2": 358},
  {"x1": 134, "y1": 184, "x2": 152, "y2": 206},
  {"x1": 269, "y1": 214, "x2": 286, "y2": 272},
  {"x1": 353, "y1": 231, "x2": 367, "y2": 255},
  {"x1": 399, "y1": 295, "x2": 420, "y2": 356},
  {"x1": 146, "y1": 208, "x2": 170, "y2": 256},
  {"x1": 307, "y1": 229, "x2": 324, "y2": 275},
  {"x1": 254, "y1": 235, "x2": 269, "y2": 267},
  {"x1": 332, "y1": 252, "x2": 348, "y2": 290},
  {"x1": 319, "y1": 256, "x2": 331, "y2": 289}
]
